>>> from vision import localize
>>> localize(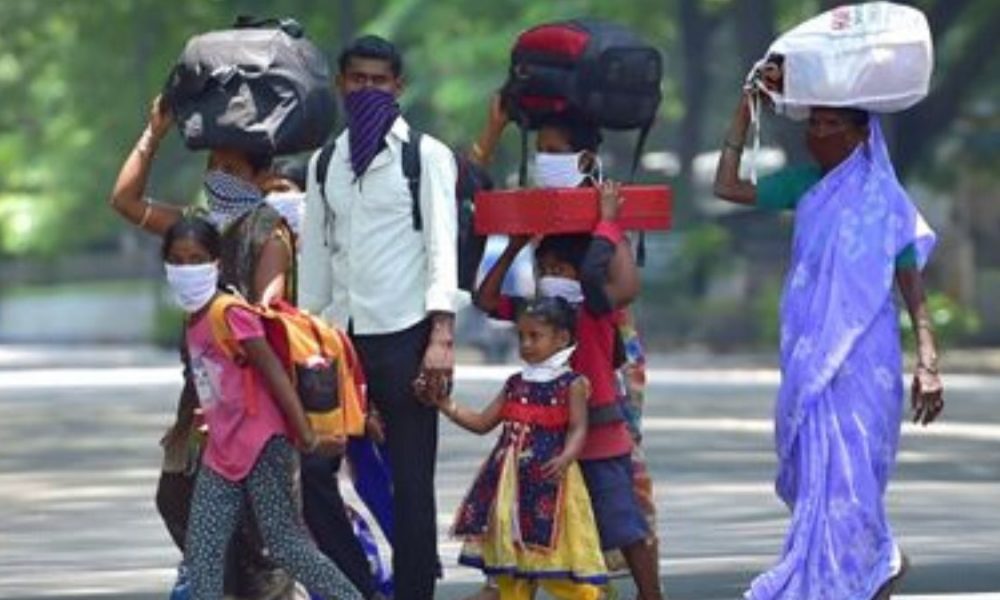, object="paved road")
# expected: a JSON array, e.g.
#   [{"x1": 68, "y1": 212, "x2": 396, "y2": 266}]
[{"x1": 1, "y1": 356, "x2": 998, "y2": 599}]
